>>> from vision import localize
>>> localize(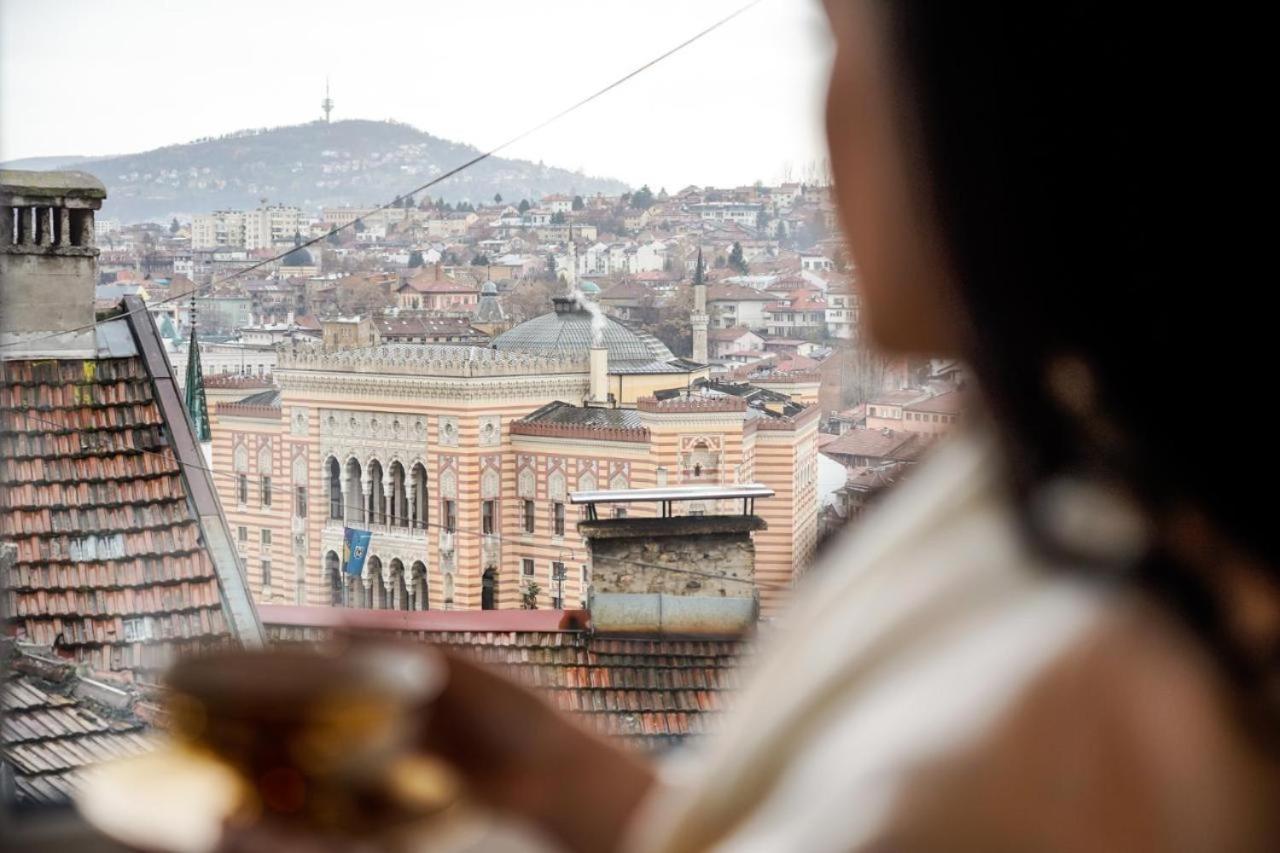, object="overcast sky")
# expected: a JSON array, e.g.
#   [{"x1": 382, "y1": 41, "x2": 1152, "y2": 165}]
[{"x1": 0, "y1": 0, "x2": 833, "y2": 190}]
